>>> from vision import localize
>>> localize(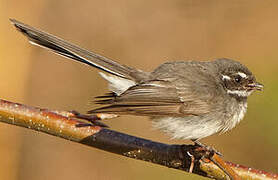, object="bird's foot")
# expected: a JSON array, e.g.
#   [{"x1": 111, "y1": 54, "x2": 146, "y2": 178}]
[
  {"x1": 186, "y1": 141, "x2": 239, "y2": 179},
  {"x1": 184, "y1": 144, "x2": 215, "y2": 173},
  {"x1": 193, "y1": 140, "x2": 222, "y2": 156},
  {"x1": 182, "y1": 140, "x2": 222, "y2": 173}
]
